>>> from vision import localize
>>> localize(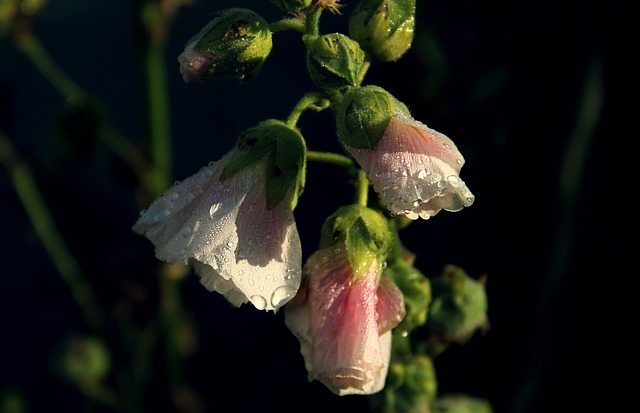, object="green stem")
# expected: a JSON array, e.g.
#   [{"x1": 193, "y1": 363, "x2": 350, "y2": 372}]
[
  {"x1": 306, "y1": 150, "x2": 353, "y2": 168},
  {"x1": 269, "y1": 18, "x2": 306, "y2": 33},
  {"x1": 0, "y1": 132, "x2": 105, "y2": 333},
  {"x1": 286, "y1": 92, "x2": 331, "y2": 128},
  {"x1": 302, "y1": 5, "x2": 323, "y2": 45},
  {"x1": 144, "y1": 41, "x2": 172, "y2": 197},
  {"x1": 357, "y1": 169, "x2": 369, "y2": 206},
  {"x1": 14, "y1": 30, "x2": 85, "y2": 104}
]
